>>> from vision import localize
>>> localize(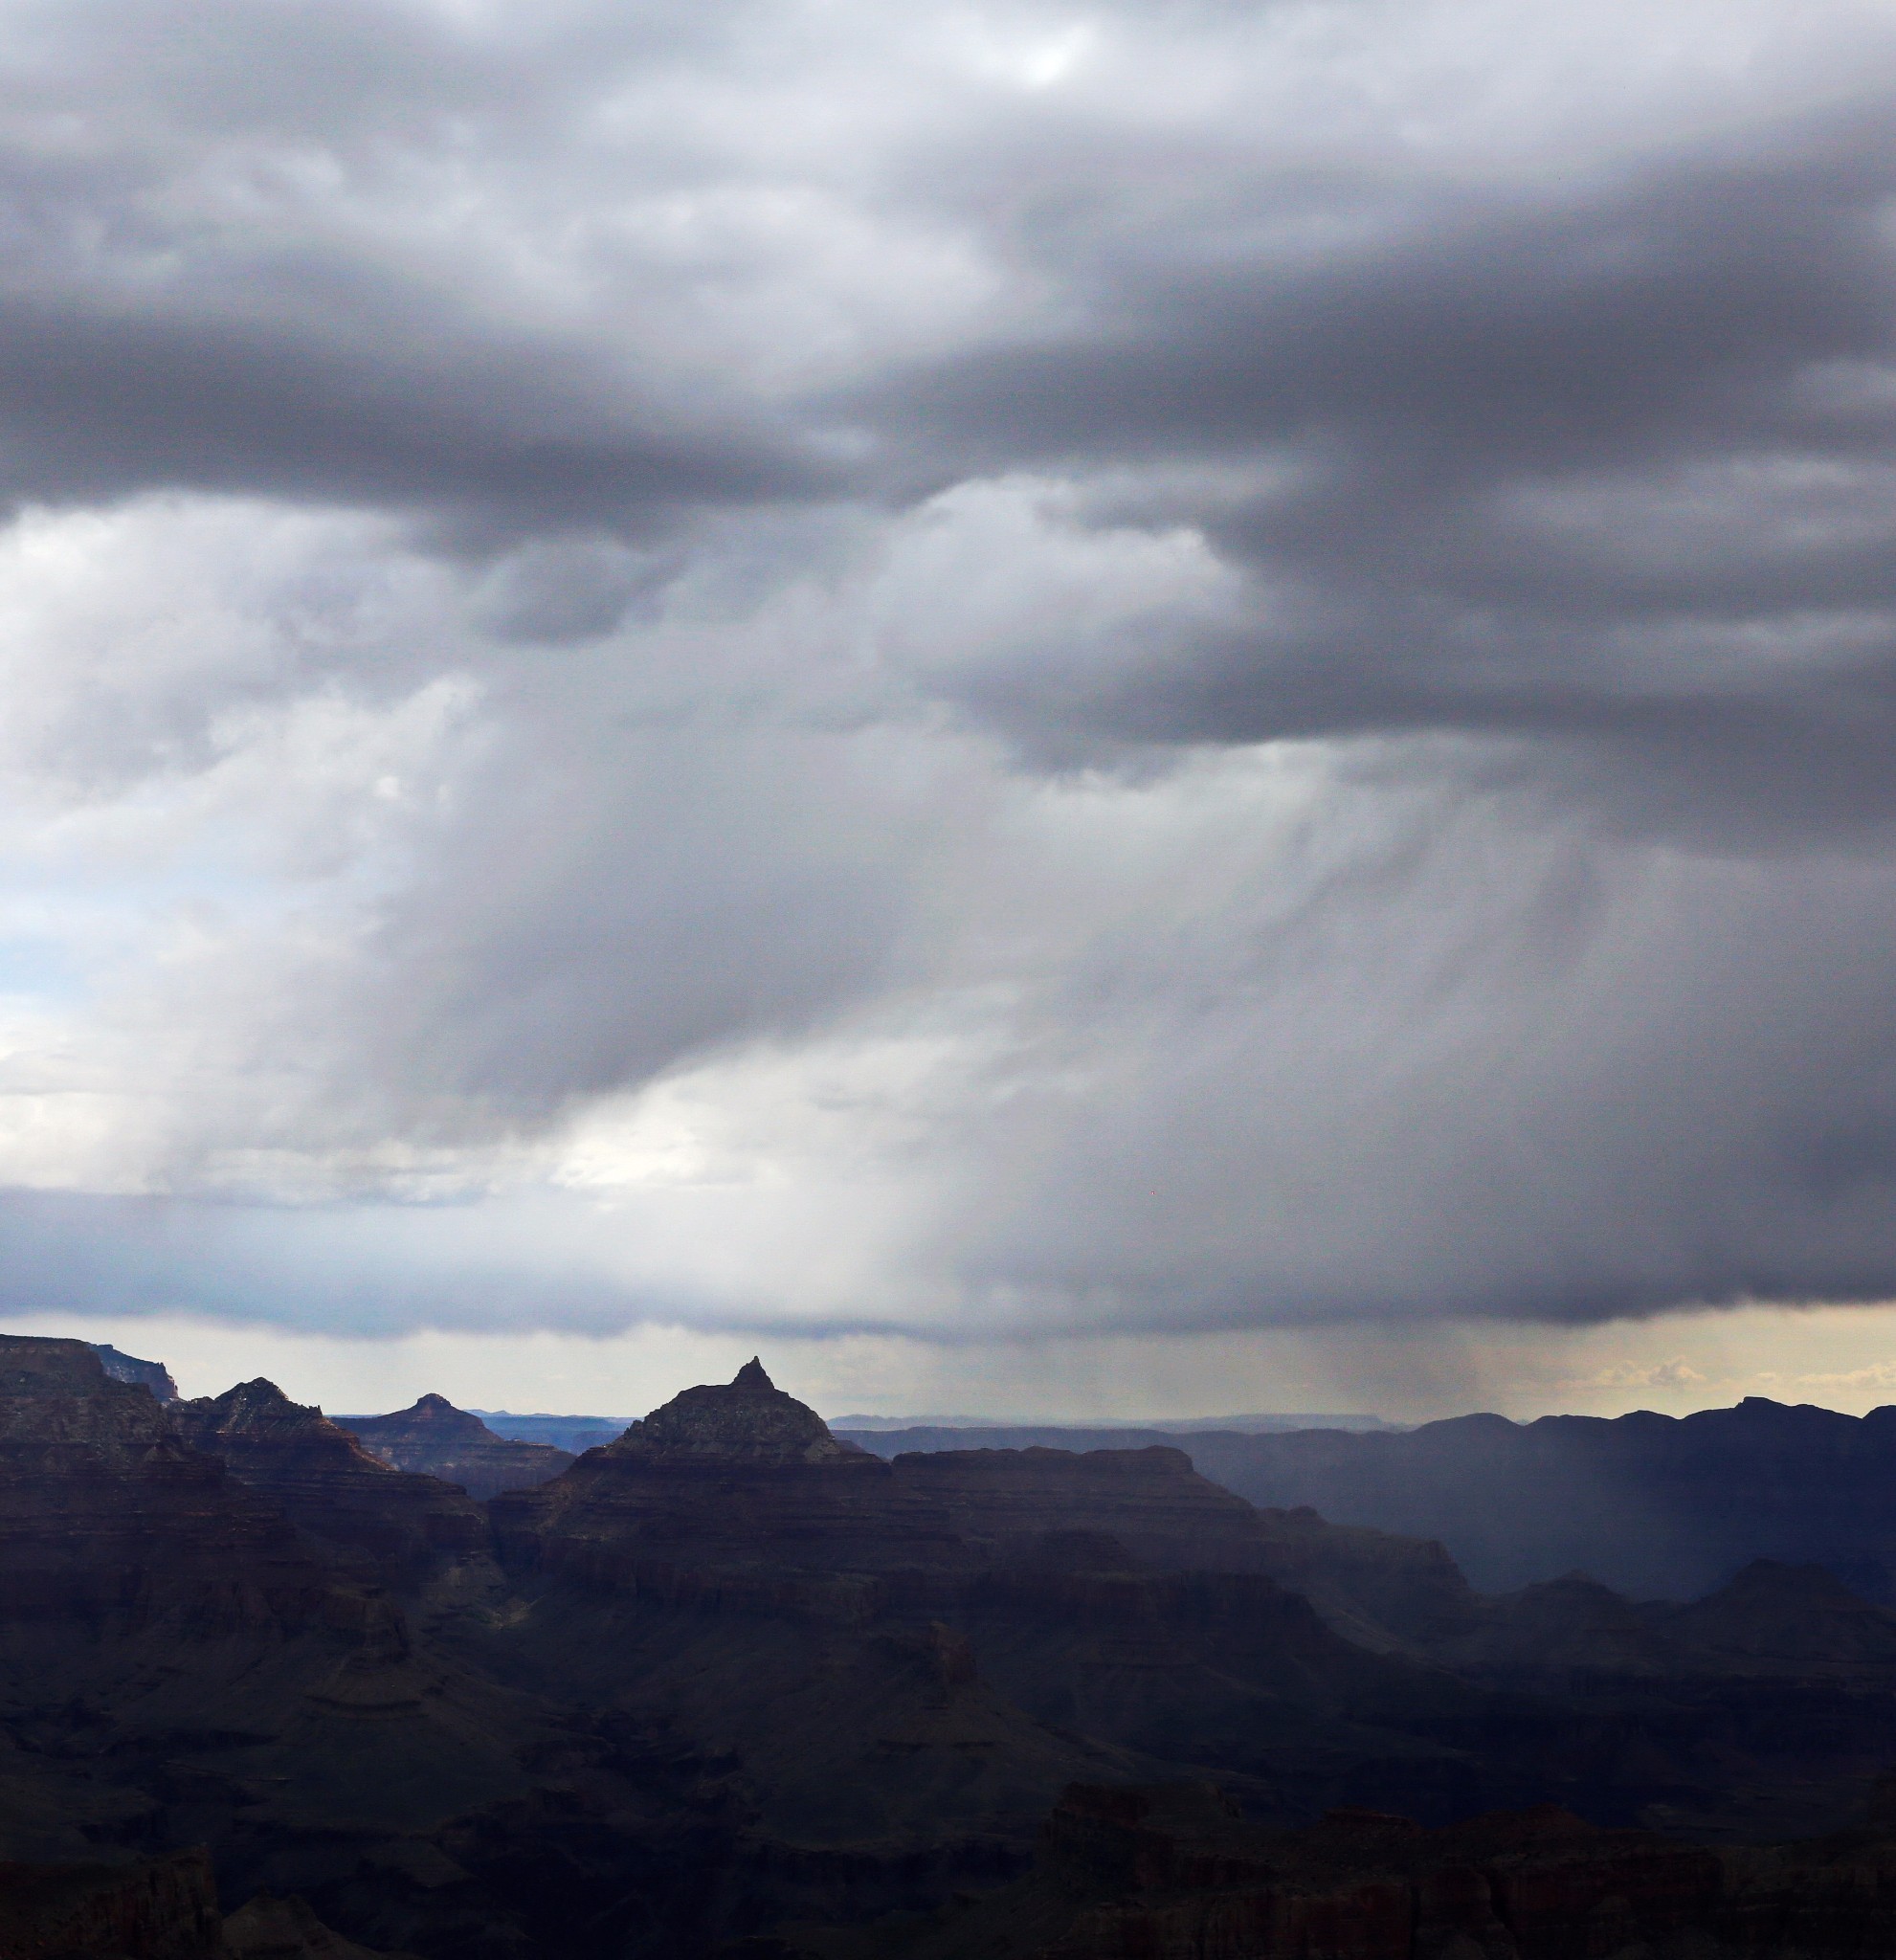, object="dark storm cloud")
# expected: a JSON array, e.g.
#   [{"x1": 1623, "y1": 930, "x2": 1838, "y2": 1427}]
[
  {"x1": 0, "y1": 290, "x2": 823, "y2": 531},
  {"x1": 0, "y1": 0, "x2": 823, "y2": 535},
  {"x1": 860, "y1": 112, "x2": 1896, "y2": 832}
]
